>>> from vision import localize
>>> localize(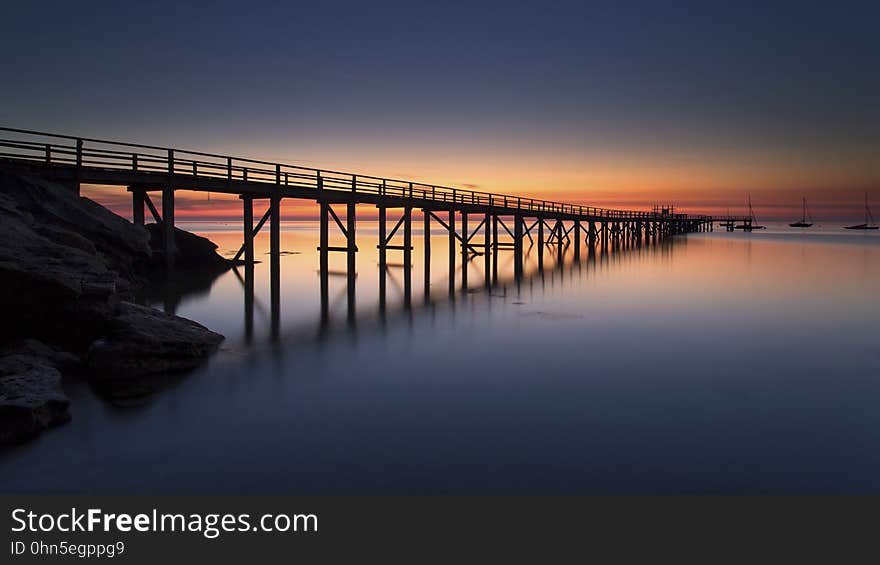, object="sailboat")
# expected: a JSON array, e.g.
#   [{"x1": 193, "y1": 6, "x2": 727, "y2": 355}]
[
  {"x1": 789, "y1": 197, "x2": 813, "y2": 227},
  {"x1": 845, "y1": 193, "x2": 878, "y2": 230},
  {"x1": 734, "y1": 194, "x2": 766, "y2": 230}
]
